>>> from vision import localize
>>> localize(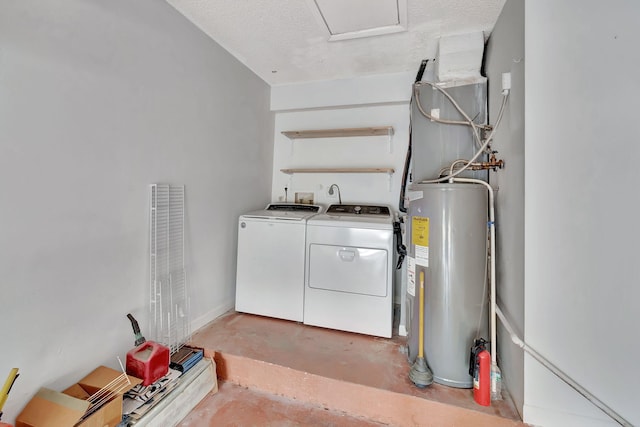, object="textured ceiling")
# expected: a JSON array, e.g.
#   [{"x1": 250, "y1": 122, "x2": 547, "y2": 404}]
[{"x1": 165, "y1": 0, "x2": 506, "y2": 86}]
